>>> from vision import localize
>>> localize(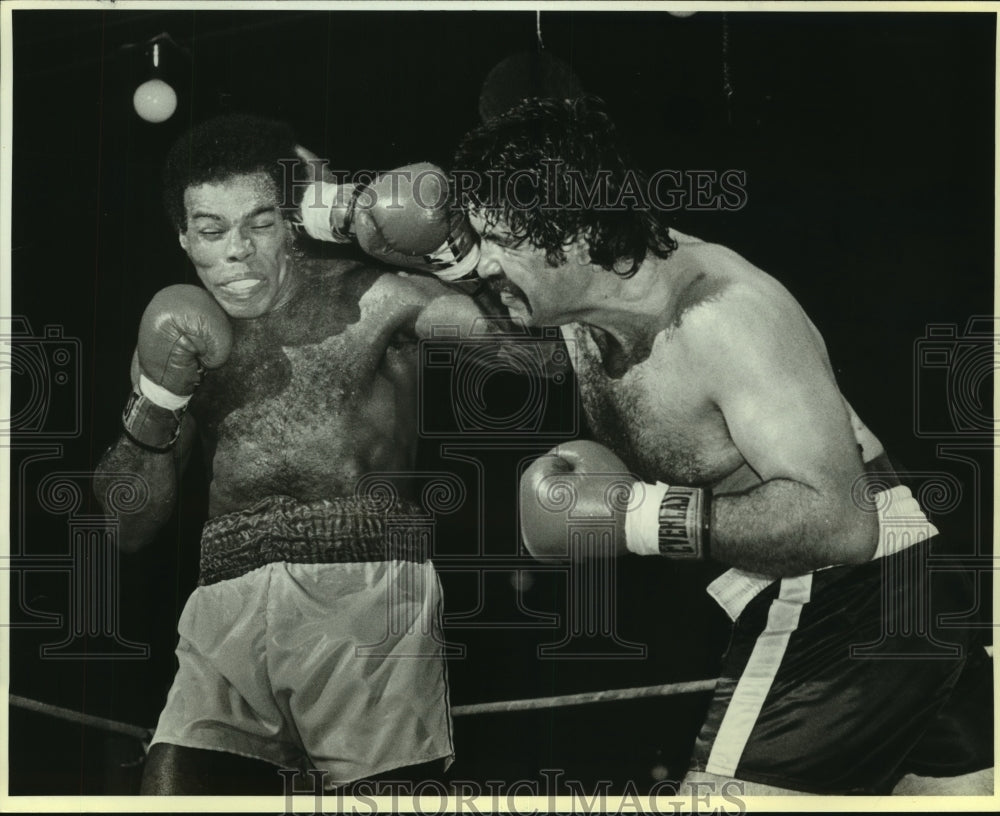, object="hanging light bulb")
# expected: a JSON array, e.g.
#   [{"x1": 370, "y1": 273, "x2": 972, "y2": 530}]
[{"x1": 133, "y1": 41, "x2": 177, "y2": 123}]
